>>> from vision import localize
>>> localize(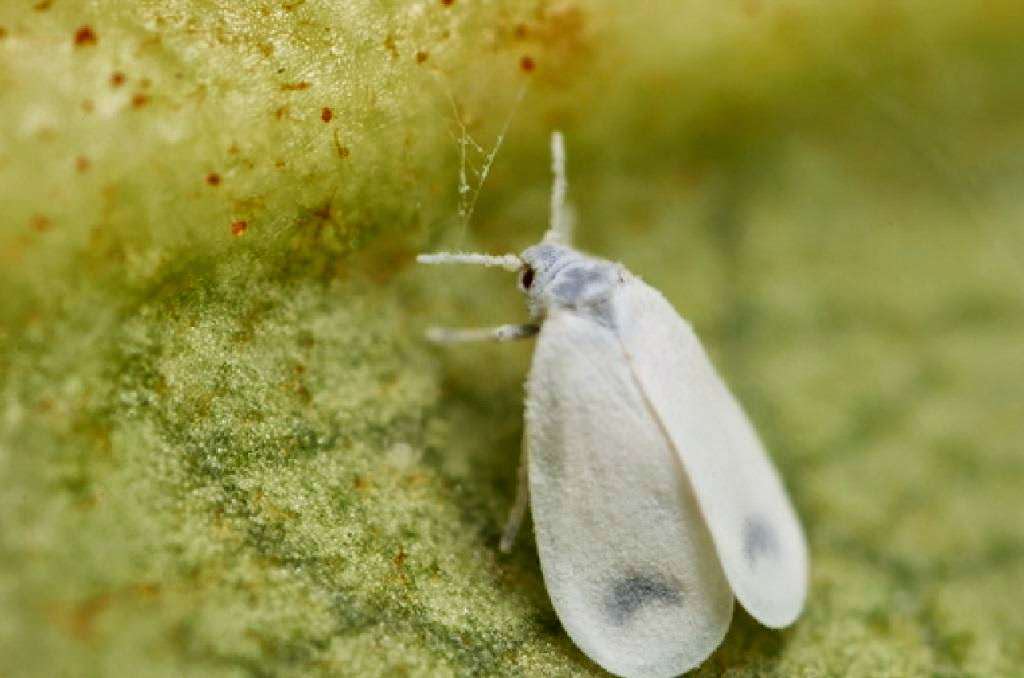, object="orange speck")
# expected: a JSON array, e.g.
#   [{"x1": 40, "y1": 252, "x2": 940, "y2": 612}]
[
  {"x1": 0, "y1": 27, "x2": 7, "y2": 40},
  {"x1": 519, "y1": 55, "x2": 535, "y2": 72},
  {"x1": 514, "y1": 23, "x2": 528, "y2": 39},
  {"x1": 205, "y1": 172, "x2": 221, "y2": 187},
  {"x1": 320, "y1": 107, "x2": 333, "y2": 123},
  {"x1": 312, "y1": 202, "x2": 332, "y2": 221},
  {"x1": 230, "y1": 220, "x2": 248, "y2": 236},
  {"x1": 440, "y1": 0, "x2": 454, "y2": 5},
  {"x1": 81, "y1": 99, "x2": 95, "y2": 113},
  {"x1": 73, "y1": 25, "x2": 97, "y2": 47},
  {"x1": 333, "y1": 131, "x2": 351, "y2": 159},
  {"x1": 62, "y1": 593, "x2": 111, "y2": 641},
  {"x1": 75, "y1": 156, "x2": 91, "y2": 173},
  {"x1": 393, "y1": 548, "x2": 407, "y2": 567},
  {"x1": 33, "y1": 0, "x2": 54, "y2": 11},
  {"x1": 281, "y1": 81, "x2": 311, "y2": 91},
  {"x1": 132, "y1": 583, "x2": 162, "y2": 599},
  {"x1": 415, "y1": 51, "x2": 429, "y2": 63},
  {"x1": 110, "y1": 72, "x2": 126, "y2": 87},
  {"x1": 130, "y1": 93, "x2": 149, "y2": 109},
  {"x1": 383, "y1": 34, "x2": 398, "y2": 59},
  {"x1": 29, "y1": 215, "x2": 52, "y2": 232}
]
